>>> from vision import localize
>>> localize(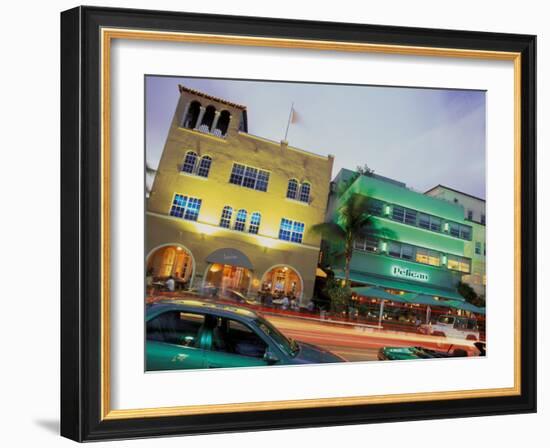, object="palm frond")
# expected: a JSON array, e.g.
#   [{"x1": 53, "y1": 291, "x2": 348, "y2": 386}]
[{"x1": 309, "y1": 222, "x2": 346, "y2": 243}]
